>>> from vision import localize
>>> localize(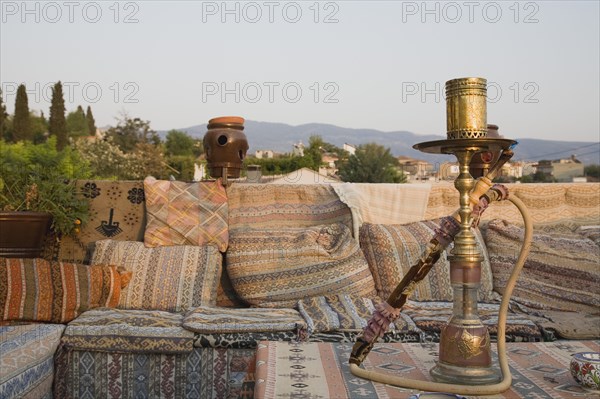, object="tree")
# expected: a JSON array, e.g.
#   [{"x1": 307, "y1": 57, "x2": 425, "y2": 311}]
[
  {"x1": 49, "y1": 81, "x2": 68, "y2": 150},
  {"x1": 0, "y1": 88, "x2": 7, "y2": 139},
  {"x1": 105, "y1": 116, "x2": 160, "y2": 153},
  {"x1": 337, "y1": 142, "x2": 406, "y2": 183},
  {"x1": 12, "y1": 84, "x2": 32, "y2": 142},
  {"x1": 584, "y1": 164, "x2": 600, "y2": 179},
  {"x1": 165, "y1": 130, "x2": 195, "y2": 156},
  {"x1": 66, "y1": 105, "x2": 90, "y2": 137},
  {"x1": 86, "y1": 106, "x2": 97, "y2": 136},
  {"x1": 30, "y1": 111, "x2": 49, "y2": 143}
]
